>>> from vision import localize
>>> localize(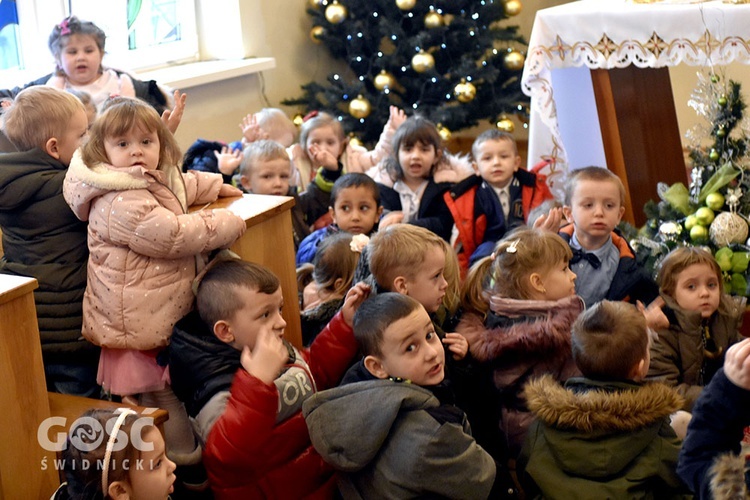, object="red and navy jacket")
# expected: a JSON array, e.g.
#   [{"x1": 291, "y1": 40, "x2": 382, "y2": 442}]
[{"x1": 444, "y1": 163, "x2": 553, "y2": 275}]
